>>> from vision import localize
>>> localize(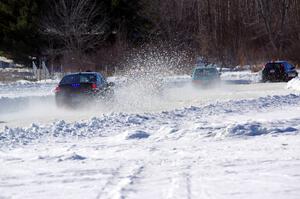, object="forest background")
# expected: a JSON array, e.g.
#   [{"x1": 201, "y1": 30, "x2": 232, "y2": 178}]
[{"x1": 0, "y1": 0, "x2": 299, "y2": 72}]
